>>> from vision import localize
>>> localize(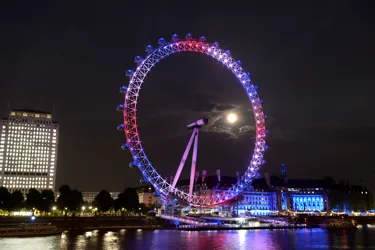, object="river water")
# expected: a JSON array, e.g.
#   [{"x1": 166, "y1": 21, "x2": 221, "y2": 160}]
[{"x1": 1, "y1": 226, "x2": 375, "y2": 250}]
